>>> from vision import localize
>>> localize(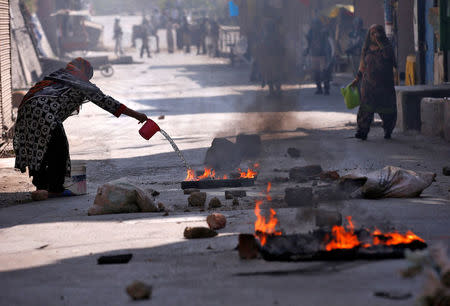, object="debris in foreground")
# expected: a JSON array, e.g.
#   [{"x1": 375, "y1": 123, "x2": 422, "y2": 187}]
[
  {"x1": 184, "y1": 227, "x2": 218, "y2": 239},
  {"x1": 443, "y1": 167, "x2": 450, "y2": 176},
  {"x1": 89, "y1": 179, "x2": 157, "y2": 215},
  {"x1": 97, "y1": 254, "x2": 133, "y2": 265},
  {"x1": 183, "y1": 188, "x2": 200, "y2": 195},
  {"x1": 374, "y1": 290, "x2": 412, "y2": 300},
  {"x1": 401, "y1": 244, "x2": 450, "y2": 305},
  {"x1": 188, "y1": 192, "x2": 207, "y2": 207},
  {"x1": 208, "y1": 197, "x2": 222, "y2": 209},
  {"x1": 126, "y1": 281, "x2": 152, "y2": 300},
  {"x1": 207, "y1": 213, "x2": 226, "y2": 230},
  {"x1": 238, "y1": 234, "x2": 259, "y2": 260},
  {"x1": 225, "y1": 190, "x2": 247, "y2": 199}
]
